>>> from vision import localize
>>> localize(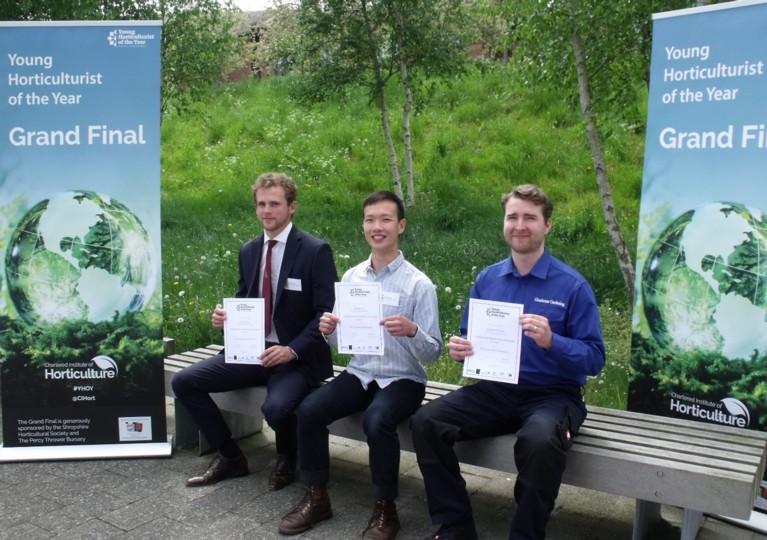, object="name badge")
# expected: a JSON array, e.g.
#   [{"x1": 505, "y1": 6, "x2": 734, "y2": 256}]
[
  {"x1": 285, "y1": 278, "x2": 302, "y2": 291},
  {"x1": 382, "y1": 291, "x2": 400, "y2": 306}
]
